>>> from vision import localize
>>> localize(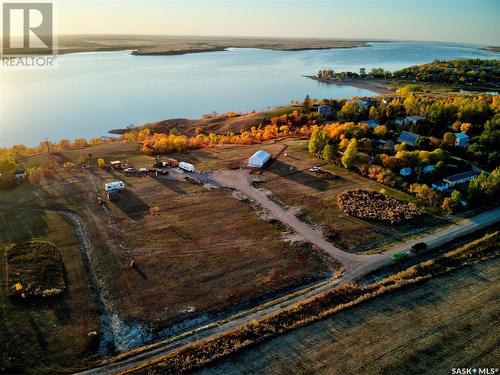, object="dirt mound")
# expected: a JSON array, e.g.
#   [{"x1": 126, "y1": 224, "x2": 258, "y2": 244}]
[
  {"x1": 7, "y1": 240, "x2": 65, "y2": 299},
  {"x1": 337, "y1": 189, "x2": 421, "y2": 223}
]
